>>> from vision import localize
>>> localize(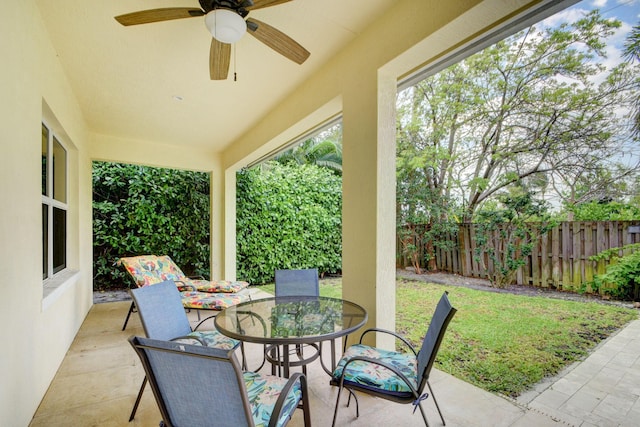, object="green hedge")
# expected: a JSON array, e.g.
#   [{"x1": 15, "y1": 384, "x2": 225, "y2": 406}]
[
  {"x1": 92, "y1": 162, "x2": 211, "y2": 289},
  {"x1": 236, "y1": 162, "x2": 342, "y2": 284},
  {"x1": 92, "y1": 161, "x2": 342, "y2": 289}
]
